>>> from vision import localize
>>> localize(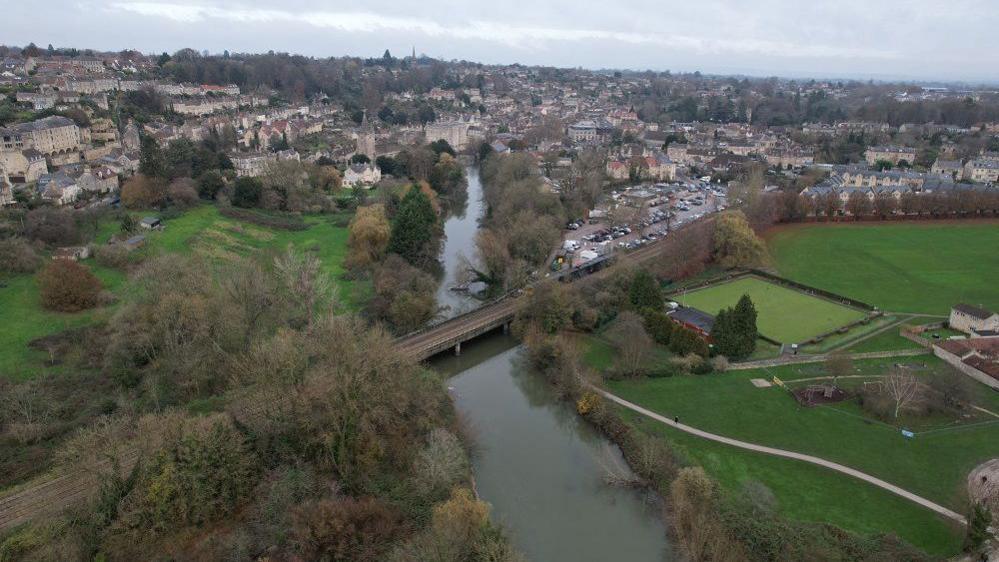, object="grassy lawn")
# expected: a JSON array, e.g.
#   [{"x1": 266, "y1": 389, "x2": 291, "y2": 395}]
[
  {"x1": 135, "y1": 206, "x2": 368, "y2": 308},
  {"x1": 673, "y1": 276, "x2": 866, "y2": 343},
  {"x1": 0, "y1": 265, "x2": 126, "y2": 381},
  {"x1": 799, "y1": 314, "x2": 906, "y2": 354},
  {"x1": 767, "y1": 222, "x2": 999, "y2": 315},
  {"x1": 617, "y1": 408, "x2": 964, "y2": 556},
  {"x1": 843, "y1": 326, "x2": 925, "y2": 354},
  {"x1": 0, "y1": 205, "x2": 363, "y2": 381},
  {"x1": 605, "y1": 356, "x2": 999, "y2": 512}
]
